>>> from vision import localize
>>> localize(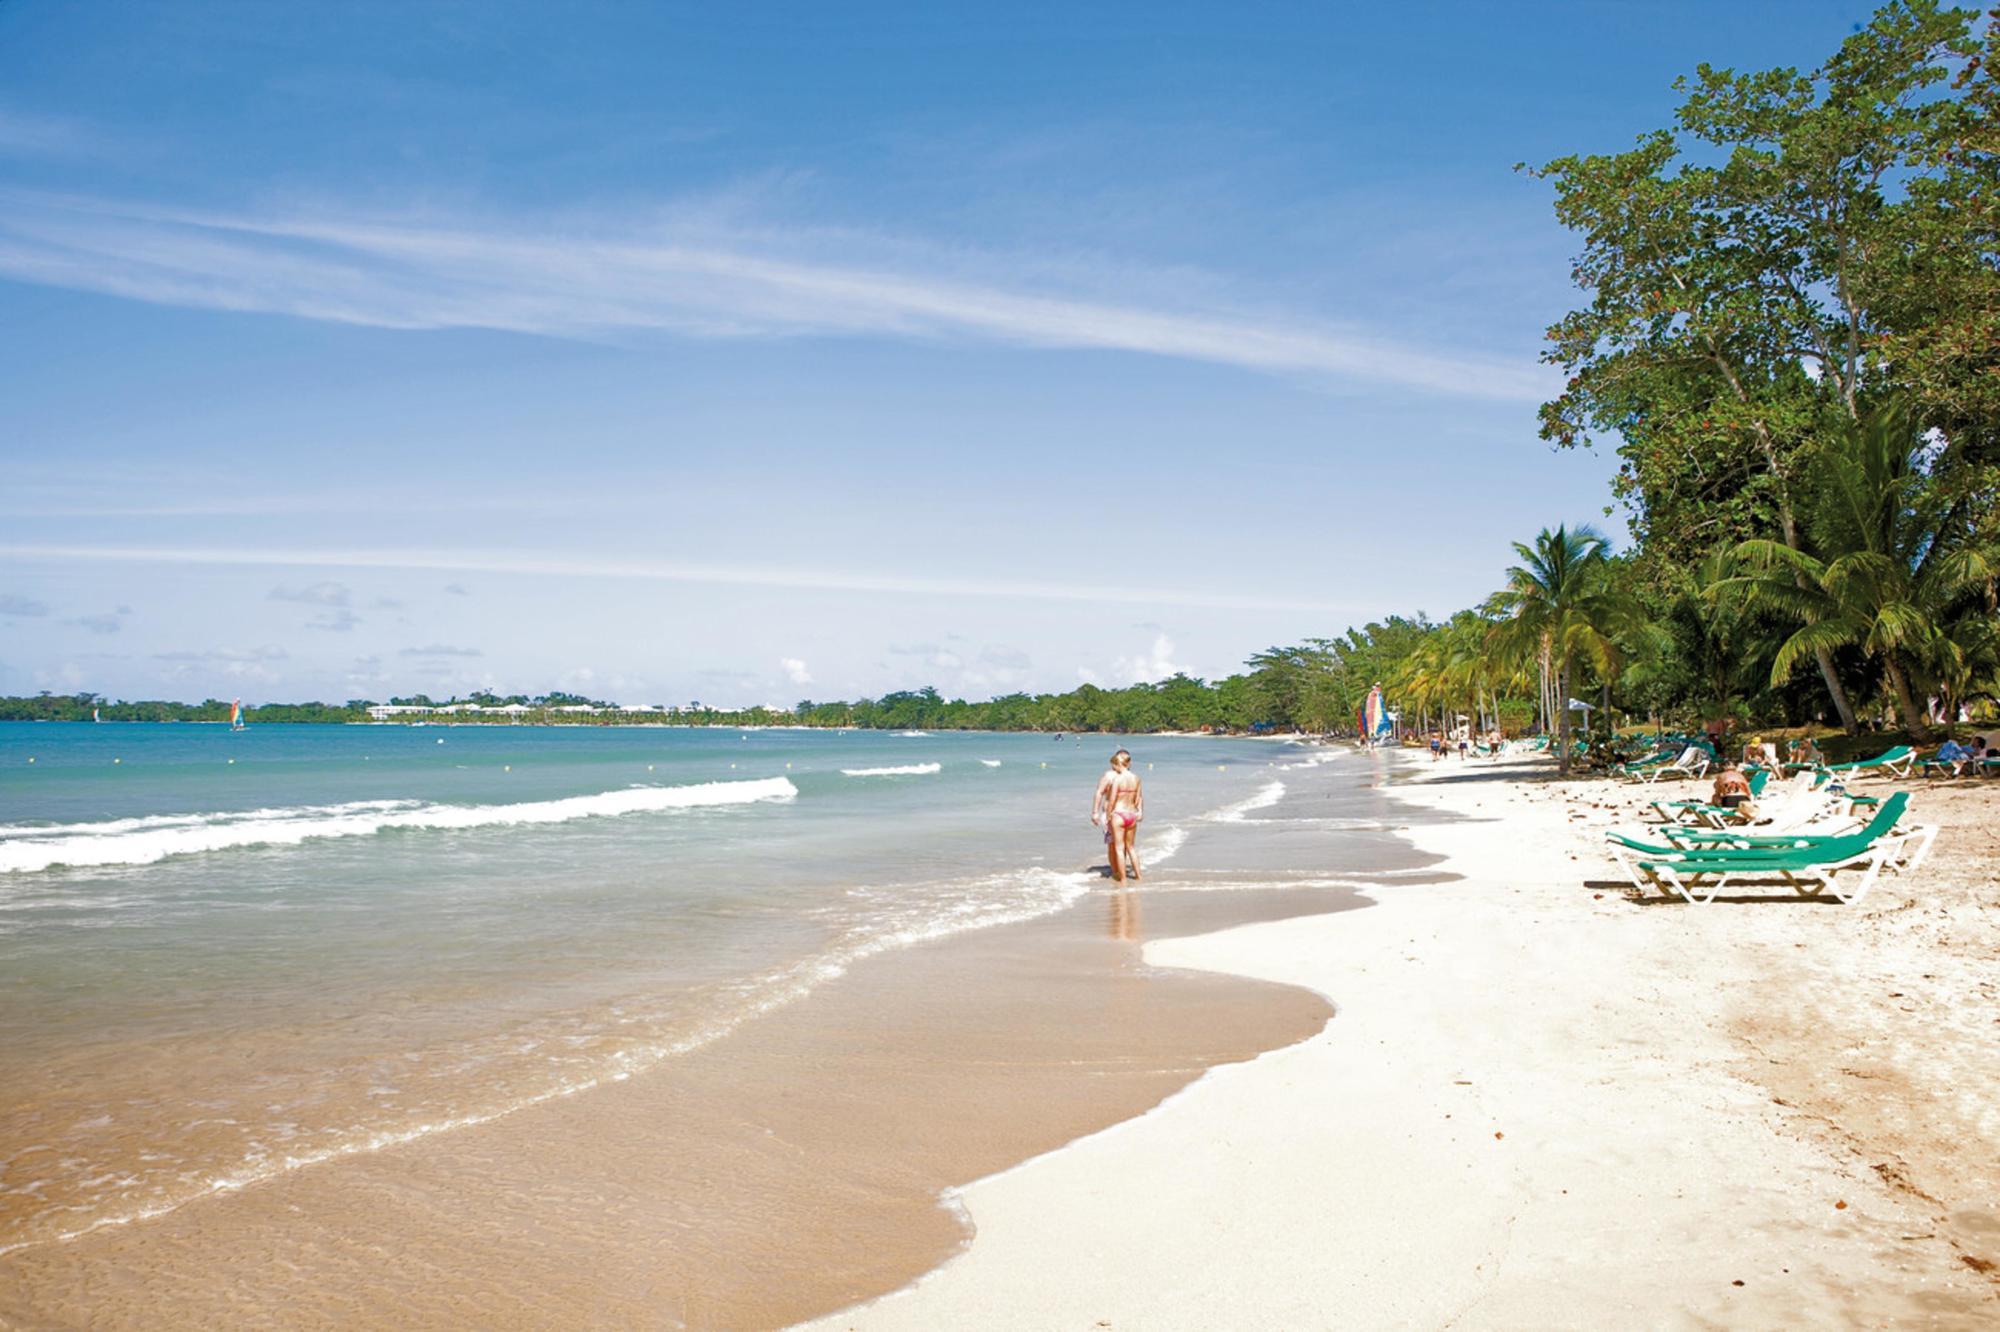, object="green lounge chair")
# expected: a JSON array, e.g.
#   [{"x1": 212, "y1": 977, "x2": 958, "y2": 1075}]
[
  {"x1": 1820, "y1": 744, "x2": 1917, "y2": 780},
  {"x1": 1917, "y1": 745, "x2": 1988, "y2": 778},
  {"x1": 1614, "y1": 794, "x2": 1936, "y2": 905},
  {"x1": 1622, "y1": 789, "x2": 1904, "y2": 853},
  {"x1": 1616, "y1": 750, "x2": 1677, "y2": 780}
]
